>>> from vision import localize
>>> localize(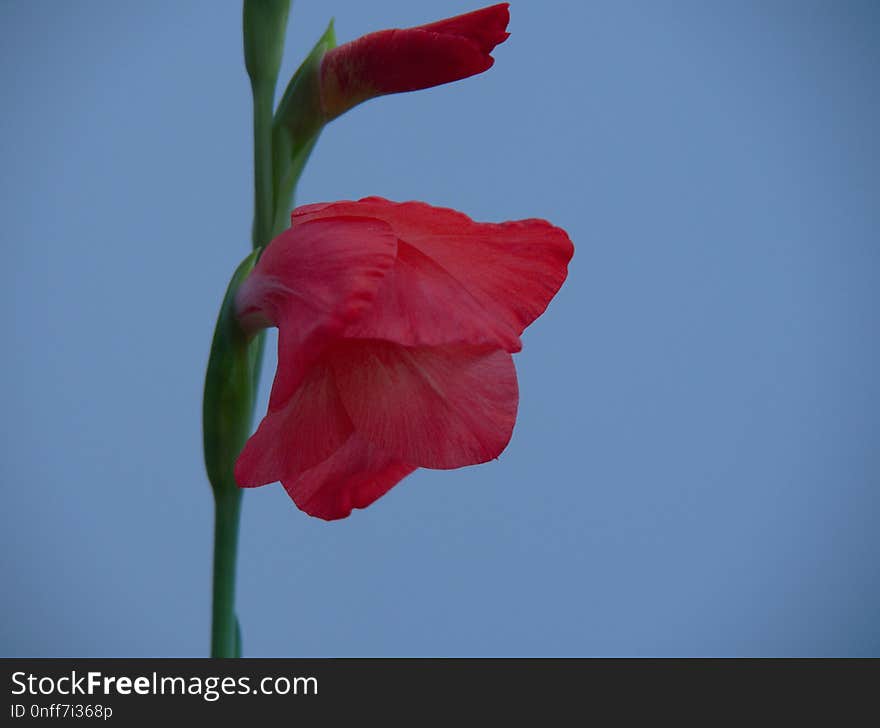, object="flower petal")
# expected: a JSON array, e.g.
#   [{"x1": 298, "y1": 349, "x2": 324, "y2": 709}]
[
  {"x1": 236, "y1": 216, "x2": 398, "y2": 408},
  {"x1": 320, "y1": 4, "x2": 510, "y2": 119},
  {"x1": 293, "y1": 198, "x2": 574, "y2": 351},
  {"x1": 416, "y1": 3, "x2": 510, "y2": 54},
  {"x1": 284, "y1": 434, "x2": 416, "y2": 520},
  {"x1": 330, "y1": 340, "x2": 518, "y2": 469},
  {"x1": 343, "y1": 240, "x2": 521, "y2": 349},
  {"x1": 234, "y1": 356, "x2": 352, "y2": 488}
]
